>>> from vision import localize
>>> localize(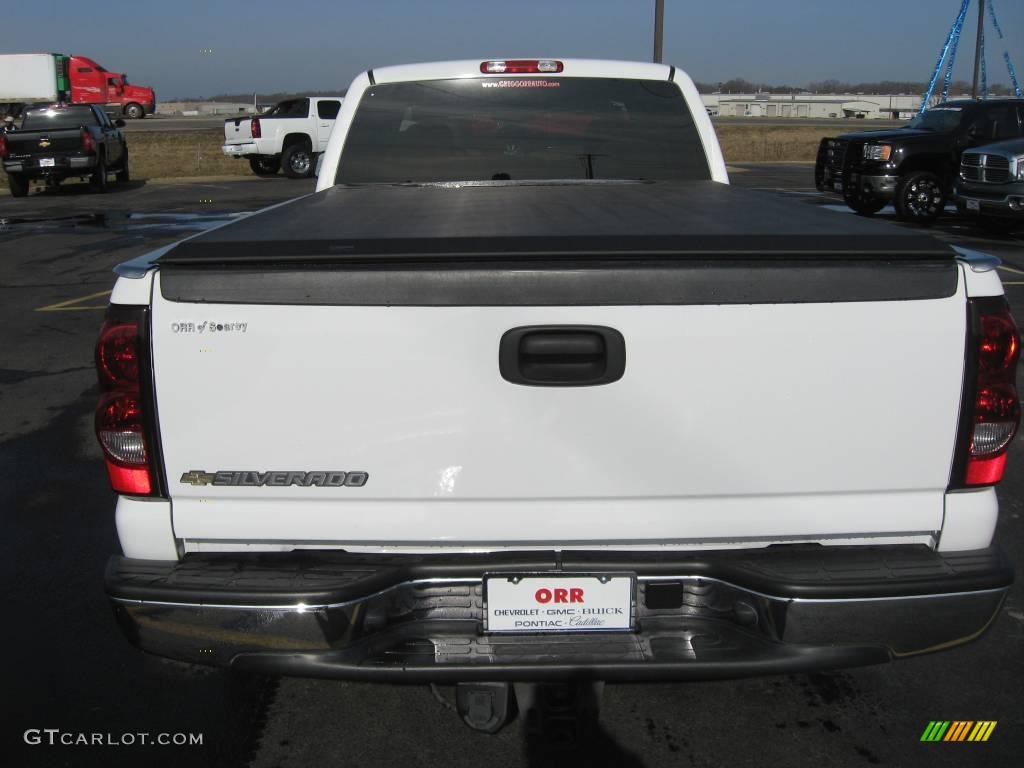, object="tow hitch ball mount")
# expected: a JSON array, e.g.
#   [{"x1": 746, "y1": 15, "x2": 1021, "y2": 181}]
[
  {"x1": 452, "y1": 681, "x2": 605, "y2": 735},
  {"x1": 455, "y1": 682, "x2": 513, "y2": 733}
]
